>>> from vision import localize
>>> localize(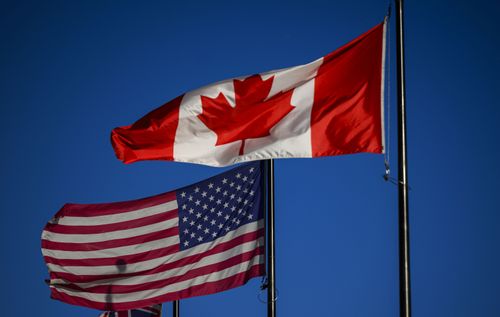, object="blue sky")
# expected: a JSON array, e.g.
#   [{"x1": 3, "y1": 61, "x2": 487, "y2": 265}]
[{"x1": 1, "y1": 1, "x2": 499, "y2": 316}]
